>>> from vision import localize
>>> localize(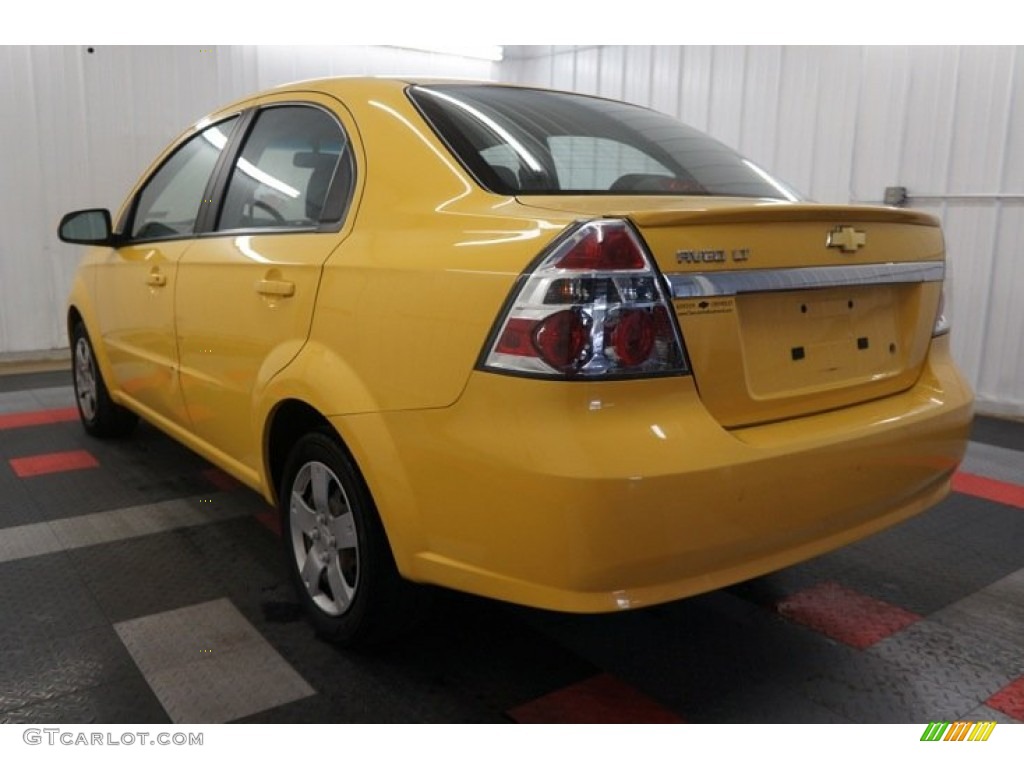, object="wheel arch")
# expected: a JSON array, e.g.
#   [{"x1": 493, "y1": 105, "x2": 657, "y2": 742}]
[
  {"x1": 264, "y1": 399, "x2": 341, "y2": 506},
  {"x1": 67, "y1": 303, "x2": 119, "y2": 399},
  {"x1": 66, "y1": 271, "x2": 121, "y2": 406},
  {"x1": 254, "y1": 338, "x2": 380, "y2": 502},
  {"x1": 261, "y1": 396, "x2": 423, "y2": 579}
]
